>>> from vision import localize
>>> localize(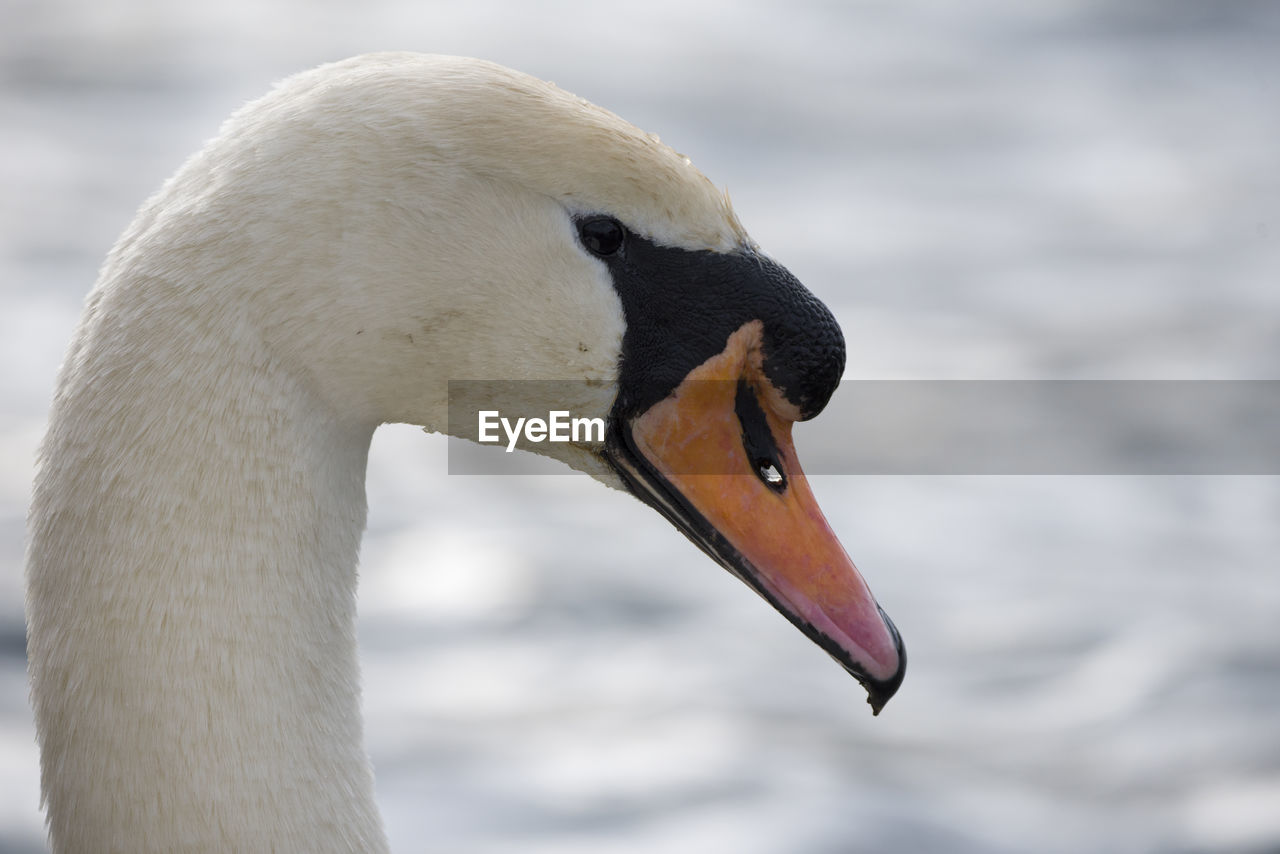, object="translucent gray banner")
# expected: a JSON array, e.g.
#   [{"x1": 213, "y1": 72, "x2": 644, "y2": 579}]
[{"x1": 446, "y1": 380, "x2": 1279, "y2": 475}]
